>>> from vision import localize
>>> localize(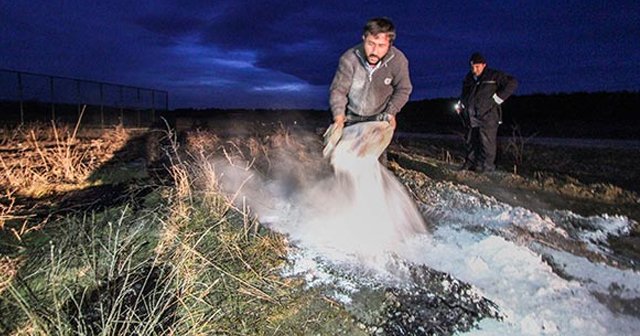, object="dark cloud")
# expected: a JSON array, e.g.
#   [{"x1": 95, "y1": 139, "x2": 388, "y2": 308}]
[
  {"x1": 1, "y1": 1, "x2": 639, "y2": 109},
  {"x1": 136, "y1": 15, "x2": 209, "y2": 39}
]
